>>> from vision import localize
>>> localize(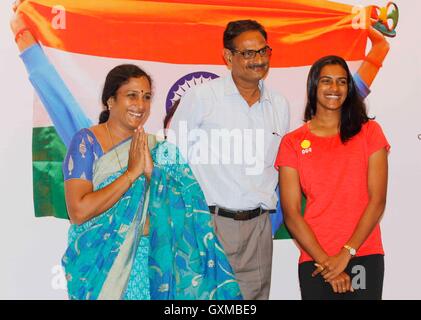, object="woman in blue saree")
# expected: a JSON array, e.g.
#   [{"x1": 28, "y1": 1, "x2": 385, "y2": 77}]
[{"x1": 11, "y1": 10, "x2": 242, "y2": 300}]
